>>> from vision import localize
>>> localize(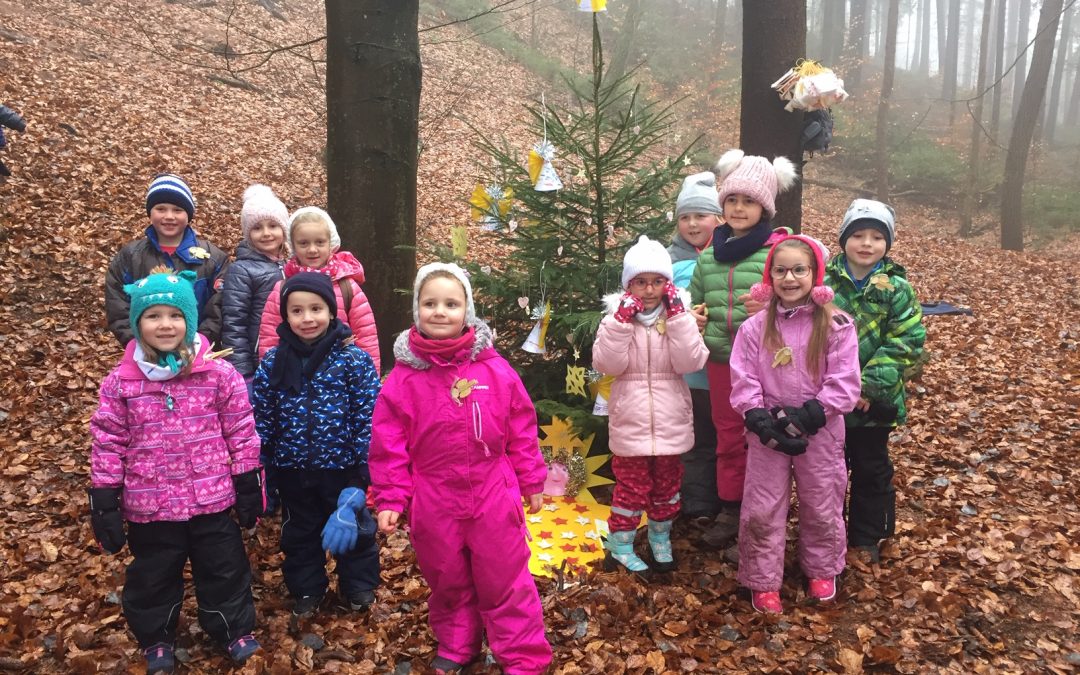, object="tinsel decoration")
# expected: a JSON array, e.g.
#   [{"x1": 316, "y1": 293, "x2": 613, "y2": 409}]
[{"x1": 541, "y1": 447, "x2": 587, "y2": 498}]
